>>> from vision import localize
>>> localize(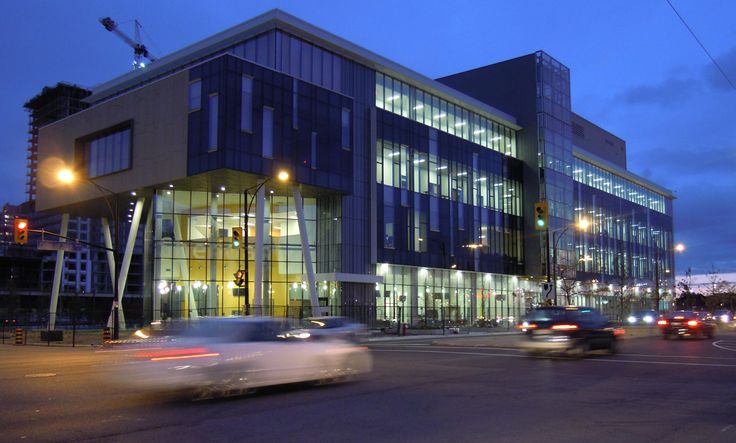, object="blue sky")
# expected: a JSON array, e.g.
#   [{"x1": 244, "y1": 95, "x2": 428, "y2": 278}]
[{"x1": 1, "y1": 0, "x2": 734, "y2": 274}]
